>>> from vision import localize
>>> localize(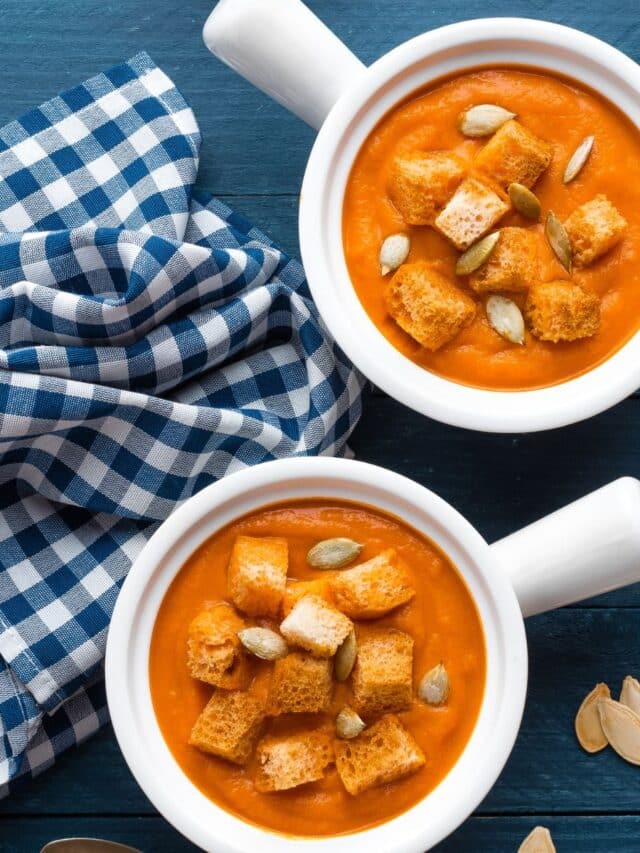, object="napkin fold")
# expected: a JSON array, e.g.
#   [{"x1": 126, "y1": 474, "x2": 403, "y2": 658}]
[{"x1": 0, "y1": 53, "x2": 364, "y2": 793}]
